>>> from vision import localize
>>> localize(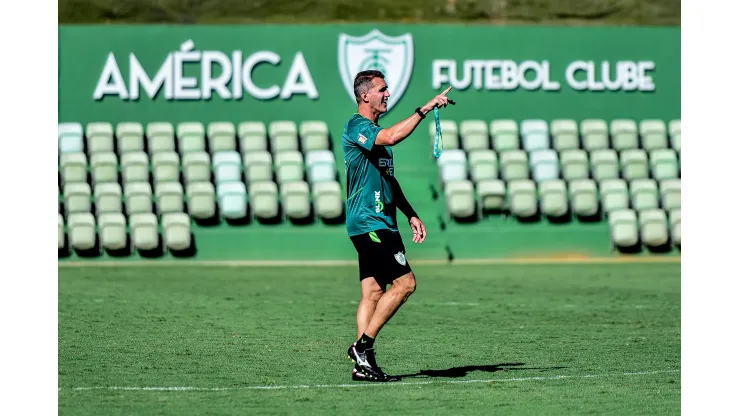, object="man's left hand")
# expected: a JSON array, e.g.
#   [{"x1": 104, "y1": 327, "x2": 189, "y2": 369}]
[{"x1": 409, "y1": 217, "x2": 427, "y2": 244}]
